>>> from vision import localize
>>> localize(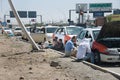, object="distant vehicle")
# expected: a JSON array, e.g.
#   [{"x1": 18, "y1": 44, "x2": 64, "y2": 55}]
[
  {"x1": 2, "y1": 27, "x2": 14, "y2": 37},
  {"x1": 43, "y1": 25, "x2": 59, "y2": 42},
  {"x1": 52, "y1": 25, "x2": 83, "y2": 44},
  {"x1": 13, "y1": 27, "x2": 22, "y2": 36},
  {"x1": 76, "y1": 27, "x2": 101, "y2": 46},
  {"x1": 22, "y1": 27, "x2": 46, "y2": 43},
  {"x1": 92, "y1": 21, "x2": 120, "y2": 64}
]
